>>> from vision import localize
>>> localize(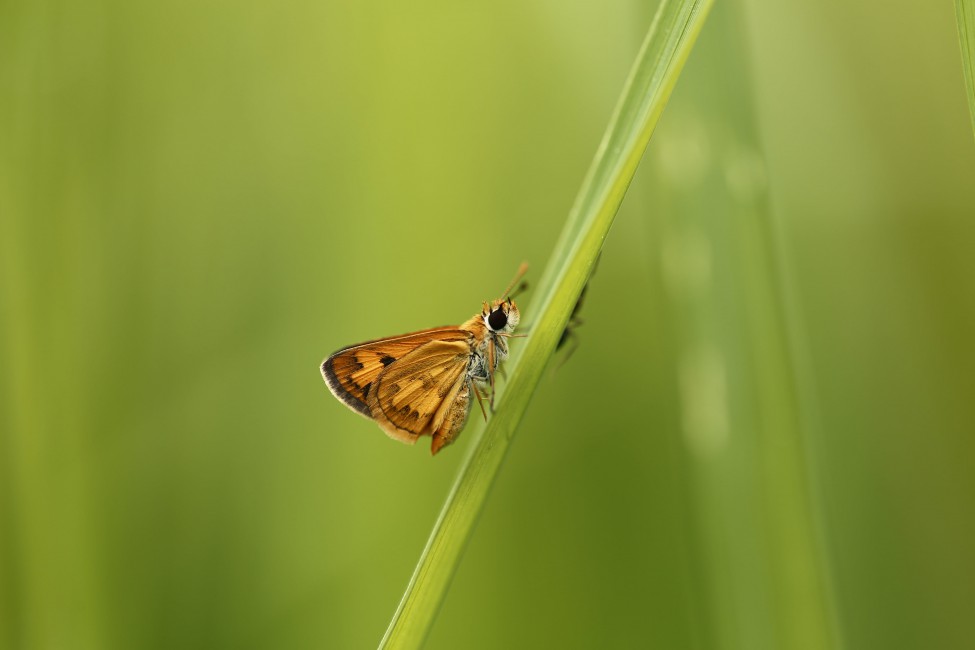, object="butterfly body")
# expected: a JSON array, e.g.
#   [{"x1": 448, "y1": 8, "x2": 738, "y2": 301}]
[{"x1": 321, "y1": 270, "x2": 524, "y2": 455}]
